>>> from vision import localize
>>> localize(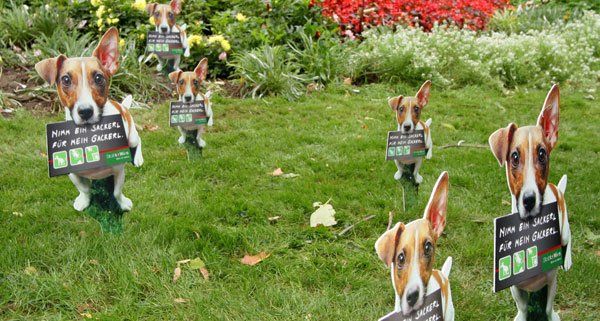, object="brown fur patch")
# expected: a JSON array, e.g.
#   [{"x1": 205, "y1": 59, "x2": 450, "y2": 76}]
[
  {"x1": 174, "y1": 72, "x2": 201, "y2": 96},
  {"x1": 56, "y1": 58, "x2": 110, "y2": 111},
  {"x1": 112, "y1": 100, "x2": 133, "y2": 137},
  {"x1": 547, "y1": 184, "x2": 567, "y2": 233},
  {"x1": 395, "y1": 97, "x2": 422, "y2": 126},
  {"x1": 507, "y1": 127, "x2": 549, "y2": 200},
  {"x1": 431, "y1": 270, "x2": 449, "y2": 314}
]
